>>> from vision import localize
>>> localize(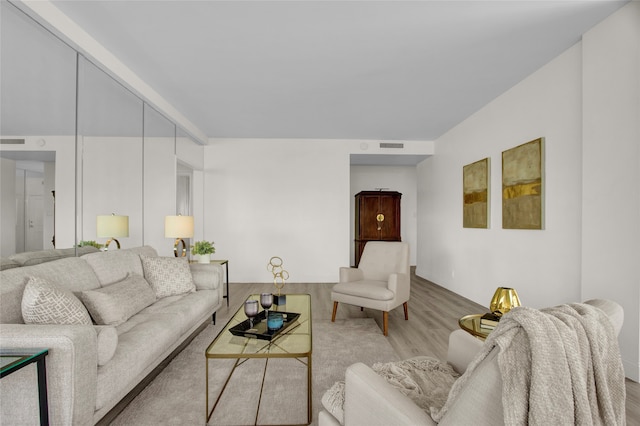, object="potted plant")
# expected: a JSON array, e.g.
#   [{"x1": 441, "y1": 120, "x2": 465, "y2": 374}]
[
  {"x1": 77, "y1": 240, "x2": 104, "y2": 250},
  {"x1": 191, "y1": 240, "x2": 215, "y2": 263}
]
